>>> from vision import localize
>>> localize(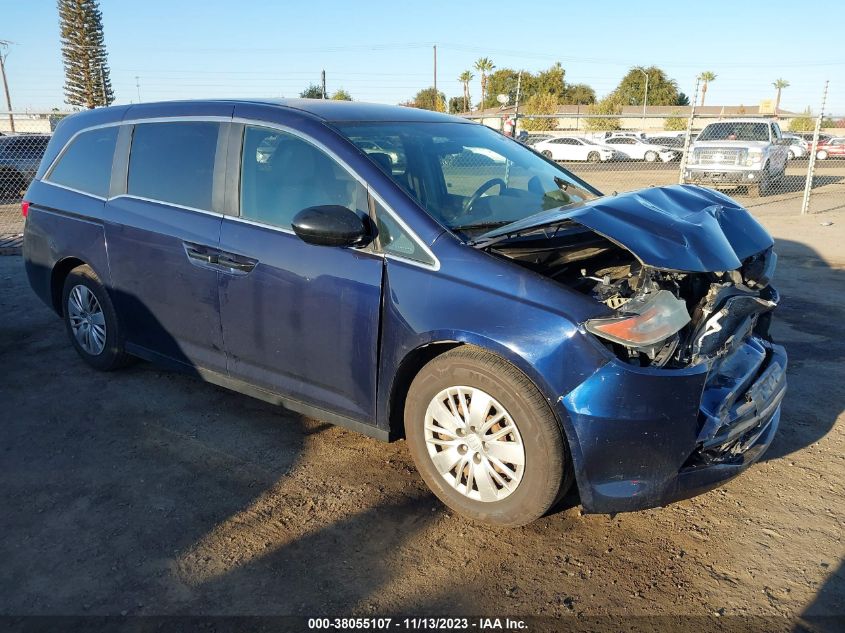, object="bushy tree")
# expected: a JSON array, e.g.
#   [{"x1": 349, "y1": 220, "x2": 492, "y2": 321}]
[
  {"x1": 562, "y1": 83, "x2": 596, "y2": 105},
  {"x1": 448, "y1": 96, "x2": 464, "y2": 114},
  {"x1": 664, "y1": 111, "x2": 687, "y2": 131},
  {"x1": 676, "y1": 92, "x2": 690, "y2": 106},
  {"x1": 533, "y1": 62, "x2": 565, "y2": 101},
  {"x1": 519, "y1": 93, "x2": 559, "y2": 131},
  {"x1": 788, "y1": 108, "x2": 814, "y2": 132},
  {"x1": 412, "y1": 87, "x2": 446, "y2": 111},
  {"x1": 300, "y1": 84, "x2": 324, "y2": 99},
  {"x1": 612, "y1": 66, "x2": 679, "y2": 107},
  {"x1": 585, "y1": 96, "x2": 622, "y2": 131},
  {"x1": 59, "y1": 0, "x2": 114, "y2": 108},
  {"x1": 483, "y1": 68, "x2": 521, "y2": 109},
  {"x1": 330, "y1": 88, "x2": 352, "y2": 101}
]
